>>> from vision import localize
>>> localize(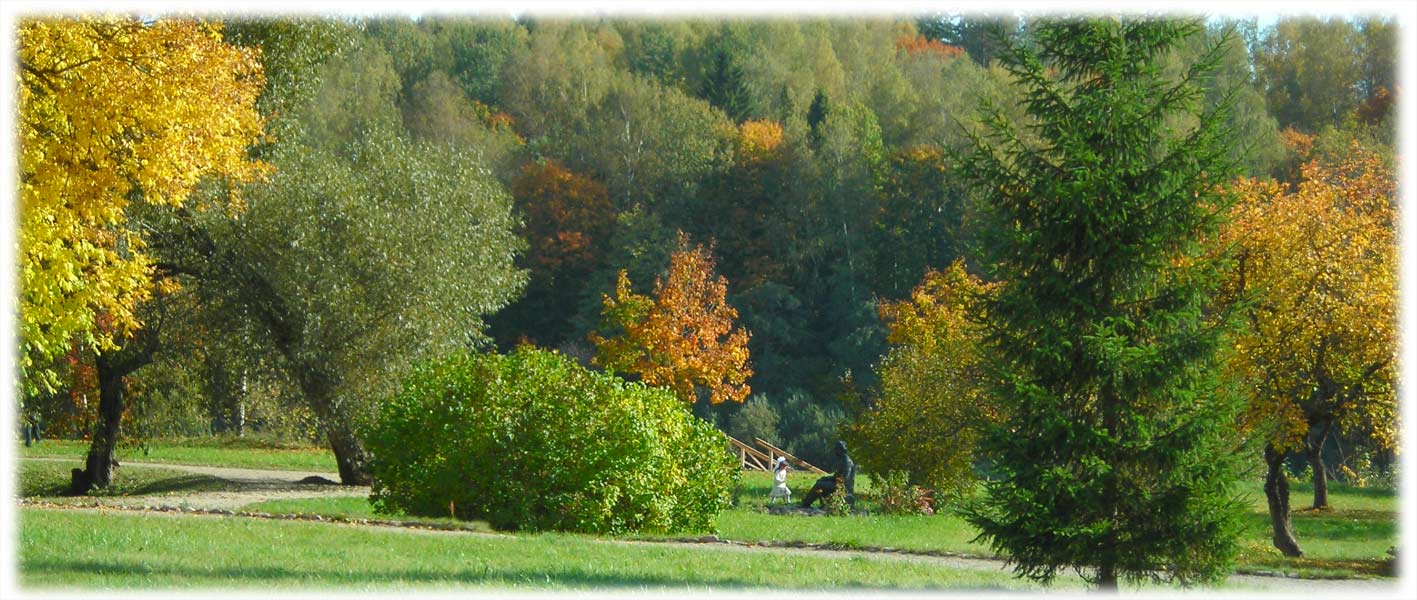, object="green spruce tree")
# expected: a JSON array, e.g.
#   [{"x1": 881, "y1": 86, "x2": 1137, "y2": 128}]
[{"x1": 958, "y1": 18, "x2": 1246, "y2": 590}]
